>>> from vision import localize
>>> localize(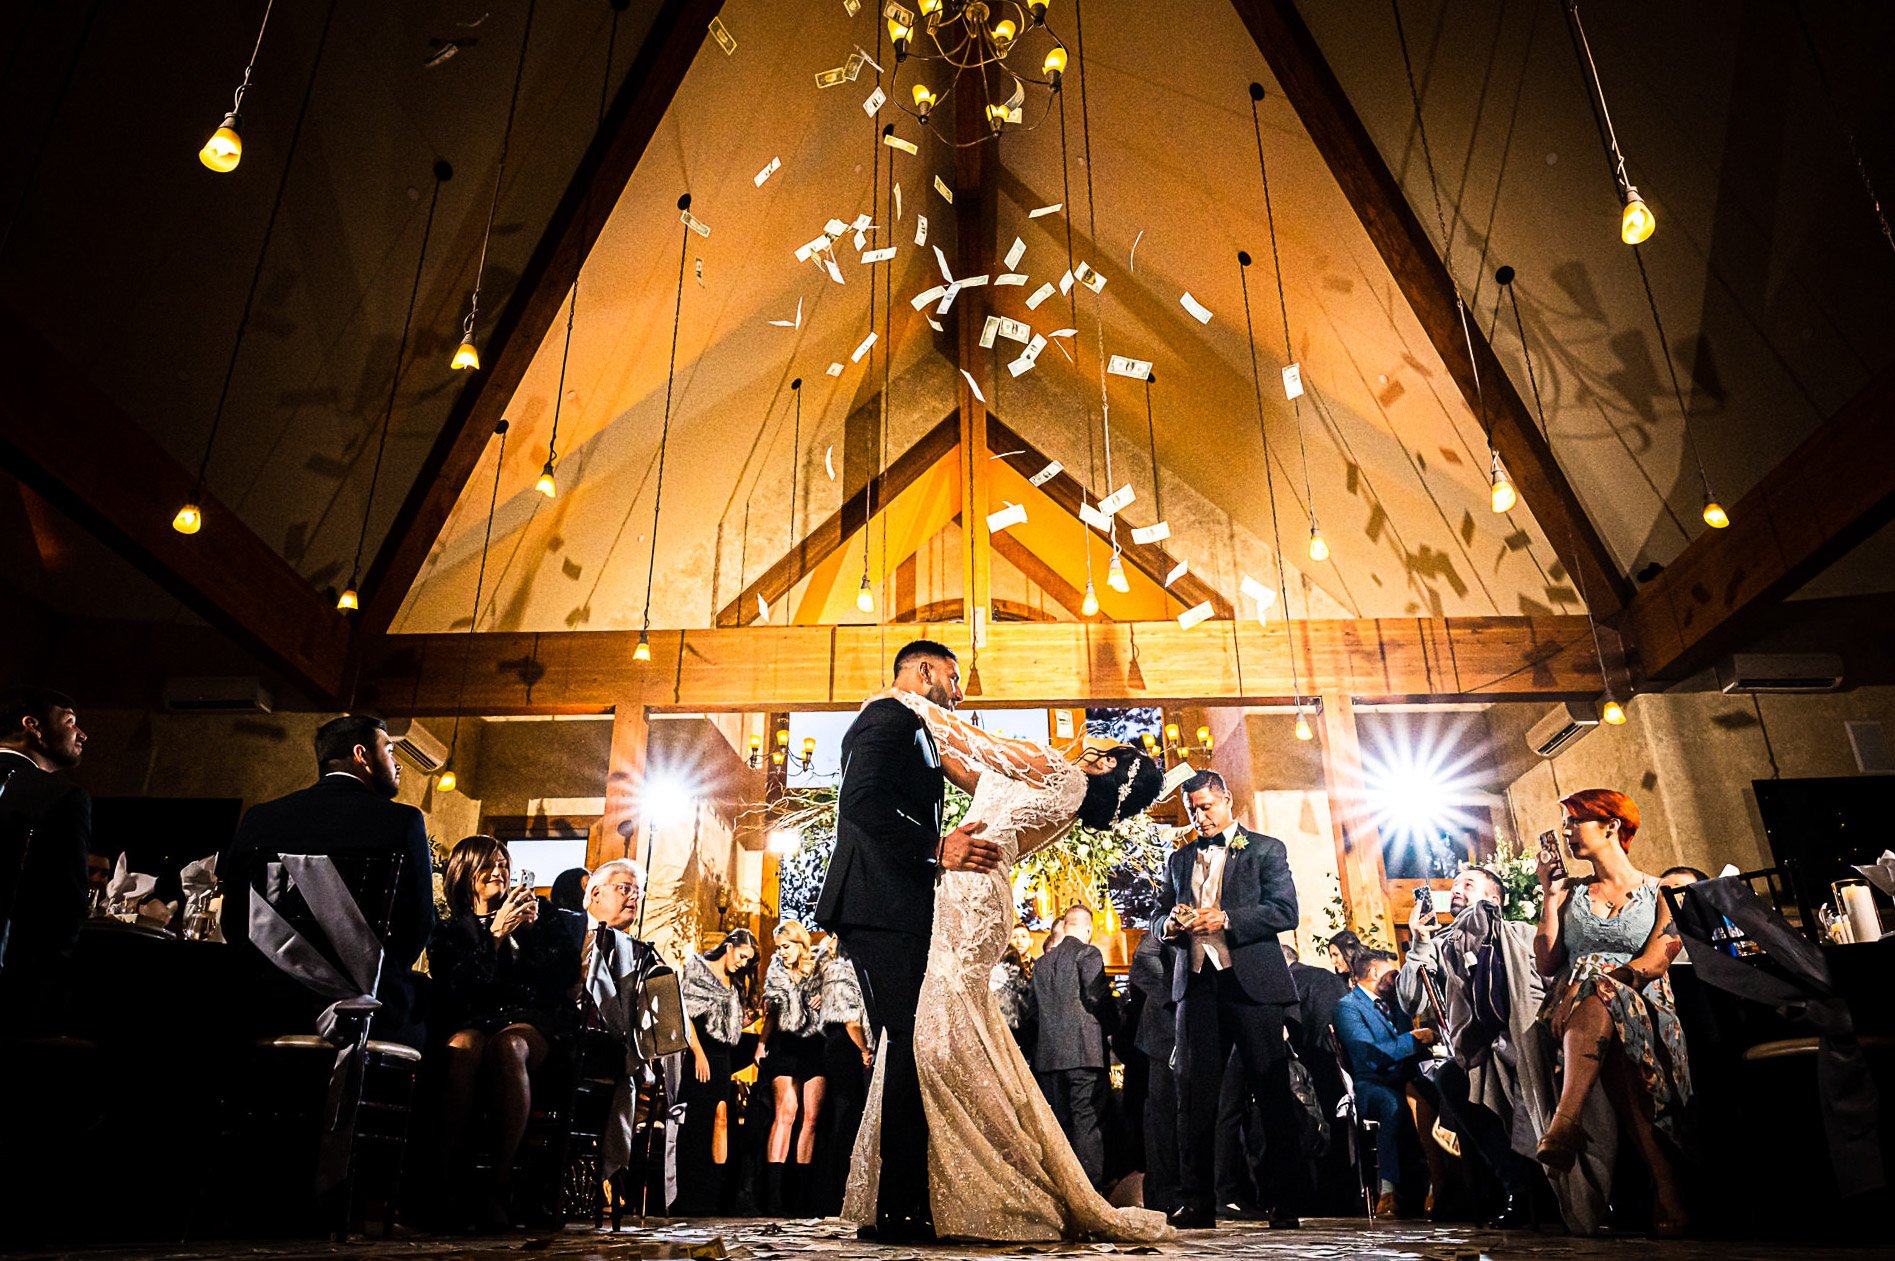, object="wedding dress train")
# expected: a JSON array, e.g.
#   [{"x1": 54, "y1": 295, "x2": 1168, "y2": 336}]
[{"x1": 842, "y1": 694, "x2": 1171, "y2": 1242}]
